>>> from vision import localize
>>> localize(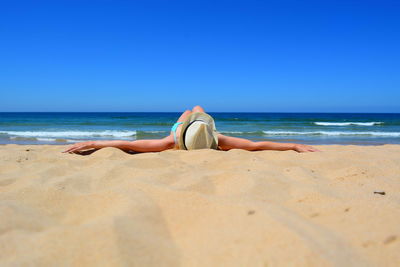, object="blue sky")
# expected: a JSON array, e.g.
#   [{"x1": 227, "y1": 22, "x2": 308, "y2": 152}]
[{"x1": 1, "y1": 0, "x2": 399, "y2": 112}]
